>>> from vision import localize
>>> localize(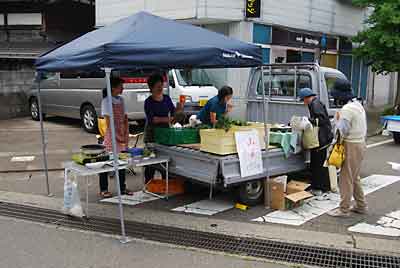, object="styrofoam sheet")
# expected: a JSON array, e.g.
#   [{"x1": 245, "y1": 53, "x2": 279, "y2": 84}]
[
  {"x1": 100, "y1": 191, "x2": 159, "y2": 206},
  {"x1": 253, "y1": 175, "x2": 400, "y2": 226},
  {"x1": 349, "y1": 223, "x2": 400, "y2": 237},
  {"x1": 172, "y1": 199, "x2": 234, "y2": 216}
]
